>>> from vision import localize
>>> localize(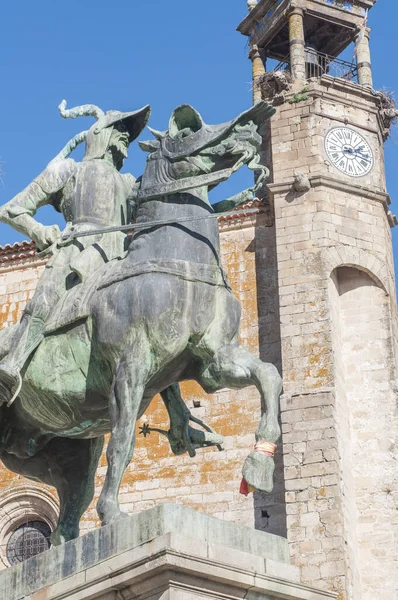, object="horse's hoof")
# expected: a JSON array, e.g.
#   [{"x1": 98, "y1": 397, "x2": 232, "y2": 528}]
[
  {"x1": 101, "y1": 511, "x2": 129, "y2": 527},
  {"x1": 242, "y1": 452, "x2": 275, "y2": 493},
  {"x1": 50, "y1": 528, "x2": 78, "y2": 546},
  {"x1": 50, "y1": 531, "x2": 65, "y2": 546}
]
